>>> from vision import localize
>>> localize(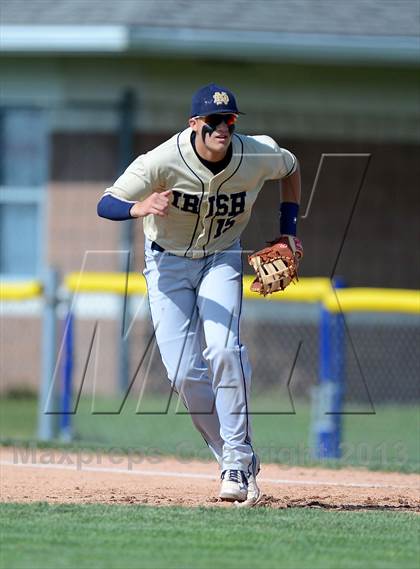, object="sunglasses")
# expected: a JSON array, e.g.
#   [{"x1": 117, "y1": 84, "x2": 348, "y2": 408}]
[{"x1": 199, "y1": 114, "x2": 238, "y2": 128}]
